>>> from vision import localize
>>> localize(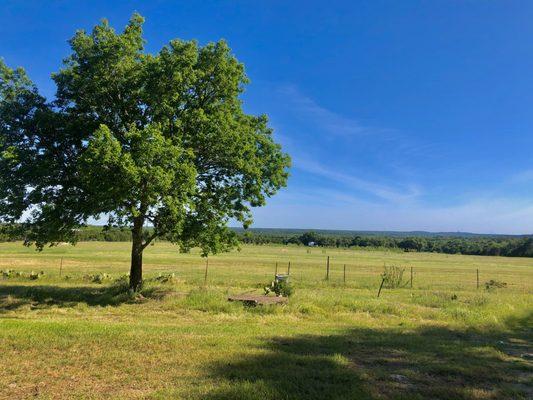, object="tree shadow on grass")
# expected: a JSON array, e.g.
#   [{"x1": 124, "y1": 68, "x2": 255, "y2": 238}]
[
  {"x1": 203, "y1": 312, "x2": 532, "y2": 400},
  {"x1": 0, "y1": 283, "x2": 149, "y2": 310}
]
